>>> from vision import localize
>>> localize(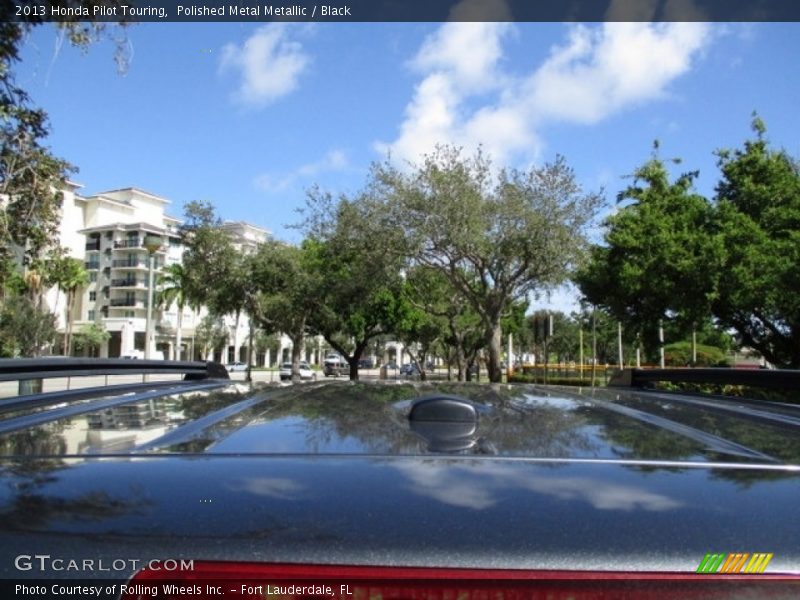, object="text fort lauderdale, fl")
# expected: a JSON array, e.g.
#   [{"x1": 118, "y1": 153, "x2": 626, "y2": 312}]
[{"x1": 178, "y1": 5, "x2": 352, "y2": 17}]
